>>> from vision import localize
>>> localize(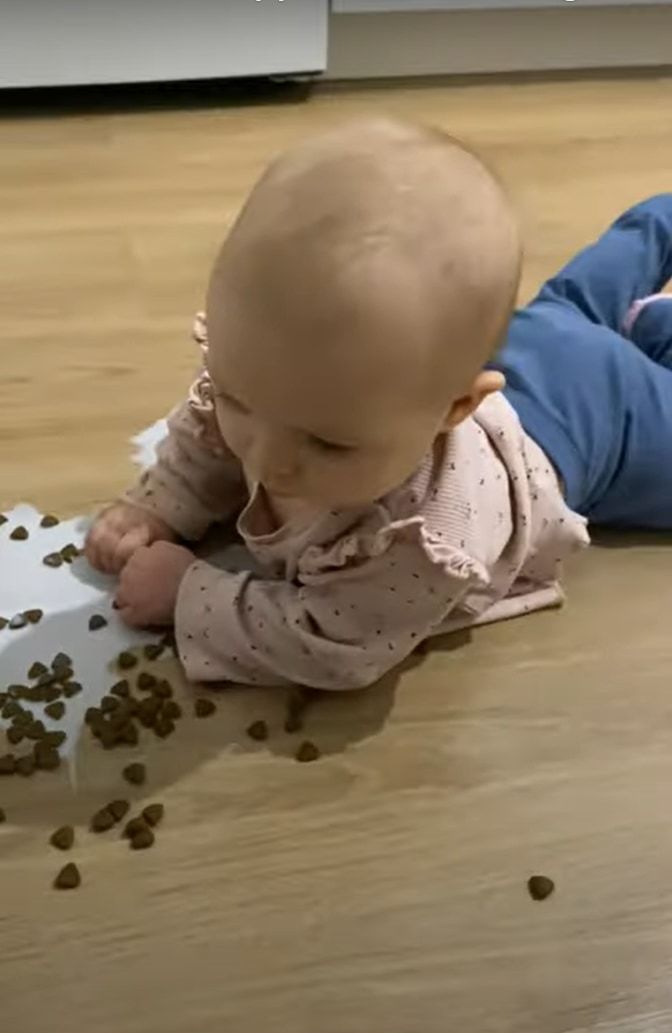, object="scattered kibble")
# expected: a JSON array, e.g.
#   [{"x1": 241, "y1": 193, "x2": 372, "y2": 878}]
[
  {"x1": 7, "y1": 727, "x2": 24, "y2": 745},
  {"x1": 34, "y1": 744, "x2": 61, "y2": 771},
  {"x1": 2, "y1": 701, "x2": 21, "y2": 719},
  {"x1": 45, "y1": 701, "x2": 65, "y2": 721},
  {"x1": 88, "y1": 614, "x2": 107, "y2": 631},
  {"x1": 527, "y1": 875, "x2": 555, "y2": 902},
  {"x1": 40, "y1": 514, "x2": 60, "y2": 528},
  {"x1": 0, "y1": 756, "x2": 16, "y2": 775},
  {"x1": 62, "y1": 681, "x2": 82, "y2": 698},
  {"x1": 143, "y1": 643, "x2": 164, "y2": 661},
  {"x1": 100, "y1": 696, "x2": 119, "y2": 714},
  {"x1": 284, "y1": 689, "x2": 314, "y2": 735},
  {"x1": 15, "y1": 755, "x2": 35, "y2": 777},
  {"x1": 50, "y1": 826, "x2": 74, "y2": 851},
  {"x1": 142, "y1": 804, "x2": 164, "y2": 828},
  {"x1": 10, "y1": 526, "x2": 28, "y2": 541},
  {"x1": 24, "y1": 609, "x2": 43, "y2": 625},
  {"x1": 108, "y1": 799, "x2": 130, "y2": 823},
  {"x1": 0, "y1": 807, "x2": 6, "y2": 823},
  {"x1": 137, "y1": 672, "x2": 157, "y2": 691},
  {"x1": 90, "y1": 807, "x2": 116, "y2": 833},
  {"x1": 25, "y1": 719, "x2": 46, "y2": 741},
  {"x1": 0, "y1": 618, "x2": 7, "y2": 630},
  {"x1": 110, "y1": 680, "x2": 129, "y2": 698},
  {"x1": 43, "y1": 553, "x2": 63, "y2": 568},
  {"x1": 54, "y1": 863, "x2": 81, "y2": 890},
  {"x1": 52, "y1": 652, "x2": 72, "y2": 671},
  {"x1": 295, "y1": 741, "x2": 320, "y2": 764},
  {"x1": 44, "y1": 730, "x2": 66, "y2": 748},
  {"x1": 28, "y1": 661, "x2": 48, "y2": 680},
  {"x1": 246, "y1": 720, "x2": 269, "y2": 743},
  {"x1": 60, "y1": 544, "x2": 80, "y2": 563},
  {"x1": 0, "y1": 514, "x2": 6, "y2": 525},
  {"x1": 194, "y1": 698, "x2": 216, "y2": 719},
  {"x1": 163, "y1": 700, "x2": 182, "y2": 721},
  {"x1": 118, "y1": 652, "x2": 137, "y2": 670},
  {"x1": 153, "y1": 680, "x2": 172, "y2": 700},
  {"x1": 123, "y1": 762, "x2": 146, "y2": 786},
  {"x1": 129, "y1": 826, "x2": 155, "y2": 851},
  {"x1": 153, "y1": 717, "x2": 175, "y2": 740},
  {"x1": 124, "y1": 816, "x2": 148, "y2": 839},
  {"x1": 8, "y1": 614, "x2": 27, "y2": 630}
]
